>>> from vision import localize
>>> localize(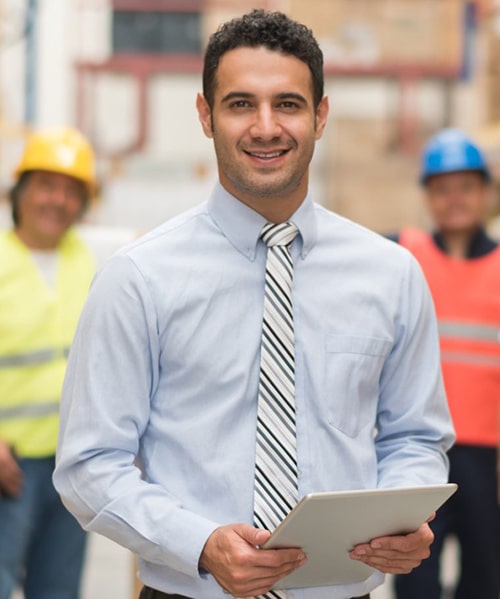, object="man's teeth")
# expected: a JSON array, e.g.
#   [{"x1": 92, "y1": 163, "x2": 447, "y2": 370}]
[{"x1": 250, "y1": 151, "x2": 284, "y2": 158}]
